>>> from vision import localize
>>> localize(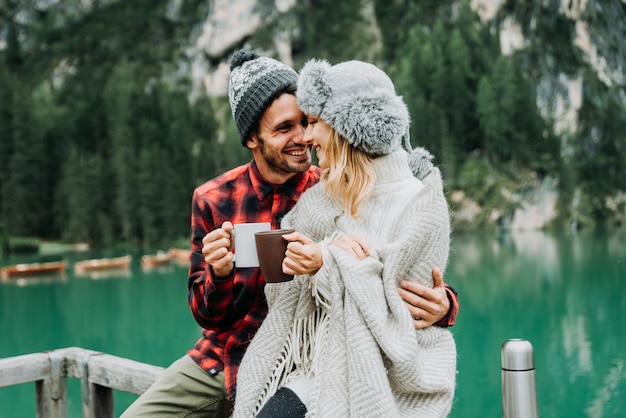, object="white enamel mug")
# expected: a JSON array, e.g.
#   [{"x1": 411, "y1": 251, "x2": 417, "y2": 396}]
[{"x1": 232, "y1": 222, "x2": 271, "y2": 268}]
